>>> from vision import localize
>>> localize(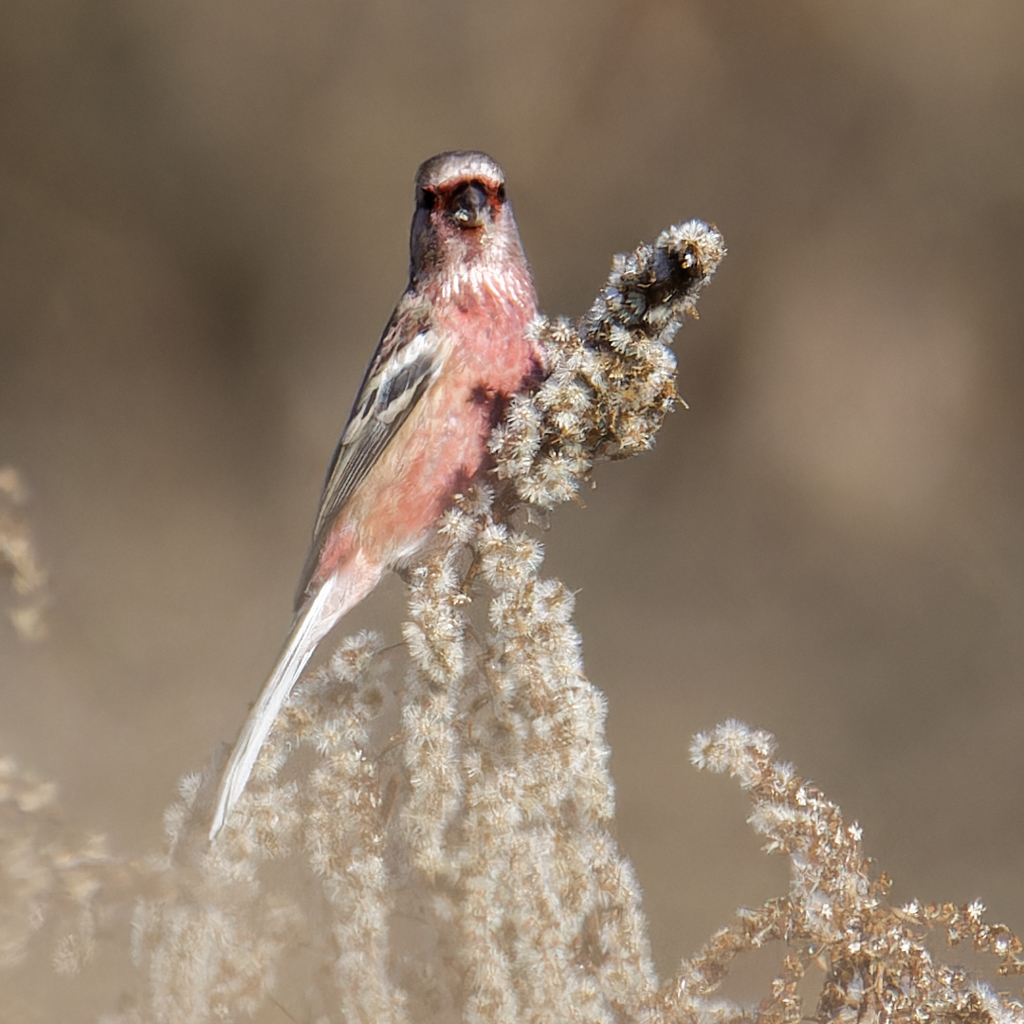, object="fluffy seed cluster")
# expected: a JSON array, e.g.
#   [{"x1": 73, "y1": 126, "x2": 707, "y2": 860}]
[
  {"x1": 0, "y1": 466, "x2": 48, "y2": 641},
  {"x1": 490, "y1": 220, "x2": 725, "y2": 507},
  {"x1": 5, "y1": 221, "x2": 1021, "y2": 1023},
  {"x1": 681, "y1": 721, "x2": 1024, "y2": 1023},
  {"x1": 0, "y1": 755, "x2": 112, "y2": 976}
]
